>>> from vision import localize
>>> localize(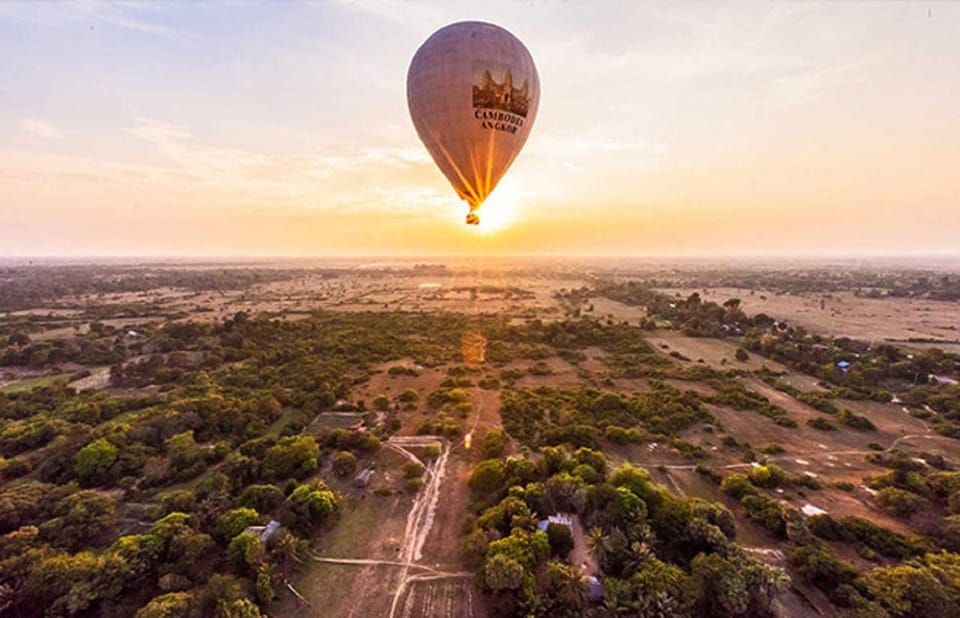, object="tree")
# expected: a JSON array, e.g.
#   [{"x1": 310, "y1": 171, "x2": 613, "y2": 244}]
[
  {"x1": 691, "y1": 552, "x2": 749, "y2": 617},
  {"x1": 469, "y1": 459, "x2": 505, "y2": 496},
  {"x1": 862, "y1": 560, "x2": 960, "y2": 618},
  {"x1": 279, "y1": 481, "x2": 338, "y2": 533},
  {"x1": 262, "y1": 435, "x2": 319, "y2": 481},
  {"x1": 543, "y1": 560, "x2": 587, "y2": 617},
  {"x1": 136, "y1": 592, "x2": 198, "y2": 618},
  {"x1": 629, "y1": 555, "x2": 695, "y2": 616},
  {"x1": 238, "y1": 484, "x2": 284, "y2": 513},
  {"x1": 483, "y1": 429, "x2": 507, "y2": 457},
  {"x1": 587, "y1": 526, "x2": 611, "y2": 570},
  {"x1": 482, "y1": 553, "x2": 525, "y2": 590},
  {"x1": 40, "y1": 490, "x2": 118, "y2": 550},
  {"x1": 332, "y1": 451, "x2": 358, "y2": 477},
  {"x1": 735, "y1": 348, "x2": 750, "y2": 362},
  {"x1": 74, "y1": 438, "x2": 118, "y2": 486},
  {"x1": 227, "y1": 532, "x2": 265, "y2": 574},
  {"x1": 721, "y1": 473, "x2": 755, "y2": 499},
  {"x1": 372, "y1": 395, "x2": 391, "y2": 411},
  {"x1": 218, "y1": 507, "x2": 259, "y2": 540},
  {"x1": 546, "y1": 523, "x2": 574, "y2": 558},
  {"x1": 876, "y1": 487, "x2": 928, "y2": 518},
  {"x1": 166, "y1": 430, "x2": 201, "y2": 467}
]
